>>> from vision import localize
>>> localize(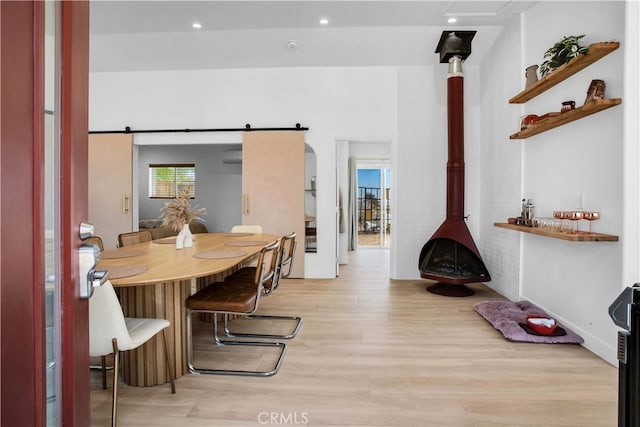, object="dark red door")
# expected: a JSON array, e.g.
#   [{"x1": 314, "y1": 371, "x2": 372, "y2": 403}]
[{"x1": 1, "y1": 1, "x2": 90, "y2": 425}]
